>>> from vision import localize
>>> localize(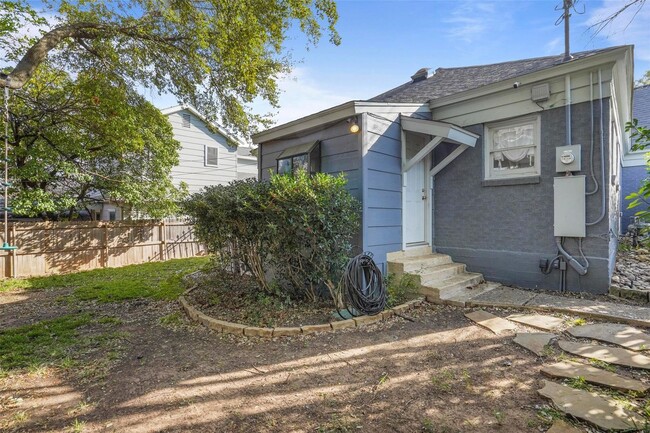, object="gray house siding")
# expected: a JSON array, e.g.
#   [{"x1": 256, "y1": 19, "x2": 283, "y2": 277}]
[
  {"x1": 167, "y1": 109, "x2": 238, "y2": 194},
  {"x1": 621, "y1": 165, "x2": 647, "y2": 231},
  {"x1": 258, "y1": 120, "x2": 363, "y2": 250},
  {"x1": 361, "y1": 114, "x2": 405, "y2": 272},
  {"x1": 434, "y1": 100, "x2": 613, "y2": 293}
]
